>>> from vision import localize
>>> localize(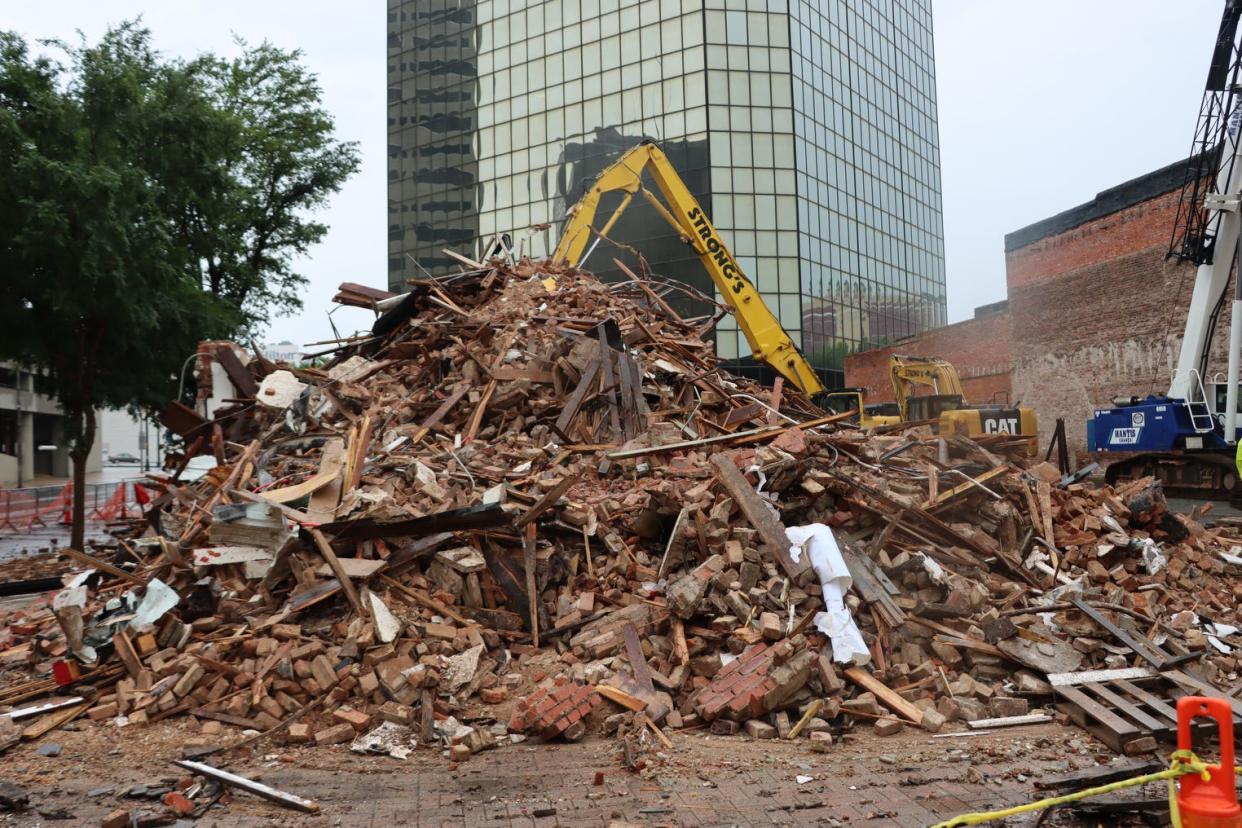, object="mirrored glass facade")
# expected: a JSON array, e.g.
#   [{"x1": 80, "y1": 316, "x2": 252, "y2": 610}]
[{"x1": 388, "y1": 0, "x2": 946, "y2": 386}]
